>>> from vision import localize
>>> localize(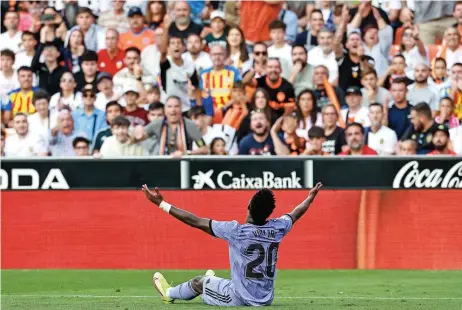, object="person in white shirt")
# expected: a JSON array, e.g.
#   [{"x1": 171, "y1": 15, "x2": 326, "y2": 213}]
[
  {"x1": 407, "y1": 63, "x2": 440, "y2": 112},
  {"x1": 100, "y1": 115, "x2": 146, "y2": 156},
  {"x1": 183, "y1": 33, "x2": 213, "y2": 74},
  {"x1": 14, "y1": 31, "x2": 37, "y2": 70},
  {"x1": 28, "y1": 89, "x2": 57, "y2": 141},
  {"x1": 438, "y1": 27, "x2": 462, "y2": 69},
  {"x1": 141, "y1": 27, "x2": 163, "y2": 79},
  {"x1": 0, "y1": 49, "x2": 20, "y2": 106},
  {"x1": 449, "y1": 124, "x2": 462, "y2": 154},
  {"x1": 308, "y1": 27, "x2": 338, "y2": 84},
  {"x1": 94, "y1": 72, "x2": 121, "y2": 111},
  {"x1": 0, "y1": 11, "x2": 22, "y2": 53},
  {"x1": 399, "y1": 25, "x2": 429, "y2": 79},
  {"x1": 4, "y1": 113, "x2": 48, "y2": 157},
  {"x1": 341, "y1": 86, "x2": 371, "y2": 127},
  {"x1": 226, "y1": 26, "x2": 253, "y2": 76},
  {"x1": 49, "y1": 72, "x2": 84, "y2": 114},
  {"x1": 268, "y1": 20, "x2": 292, "y2": 80},
  {"x1": 366, "y1": 102, "x2": 398, "y2": 155}
]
